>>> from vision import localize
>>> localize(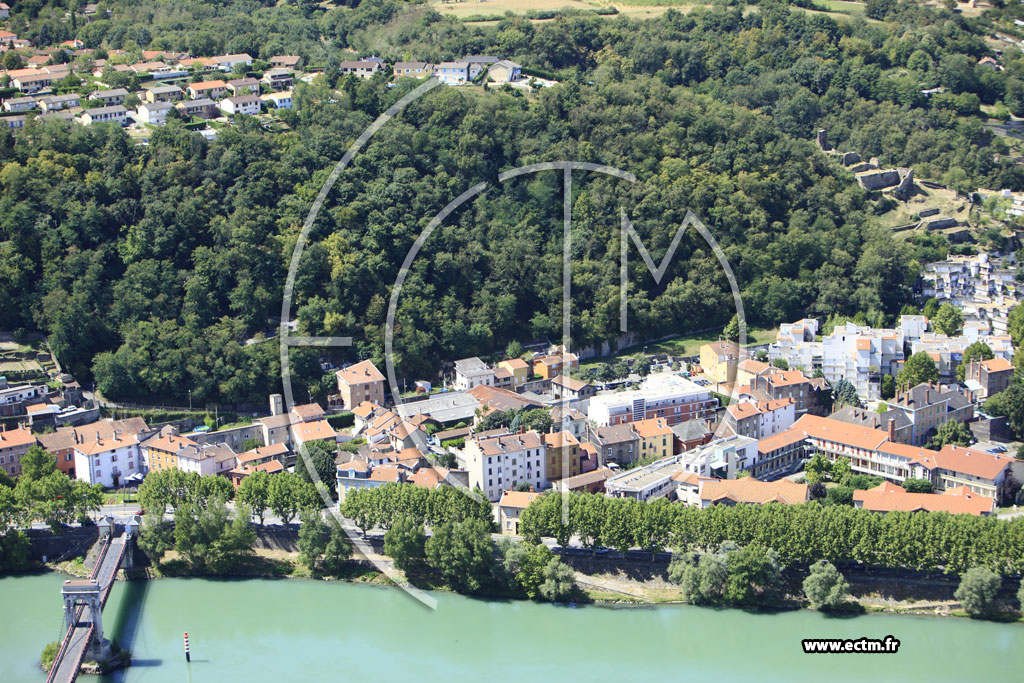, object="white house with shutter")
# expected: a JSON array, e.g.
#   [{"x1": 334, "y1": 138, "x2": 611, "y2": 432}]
[{"x1": 73, "y1": 433, "x2": 142, "y2": 488}]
